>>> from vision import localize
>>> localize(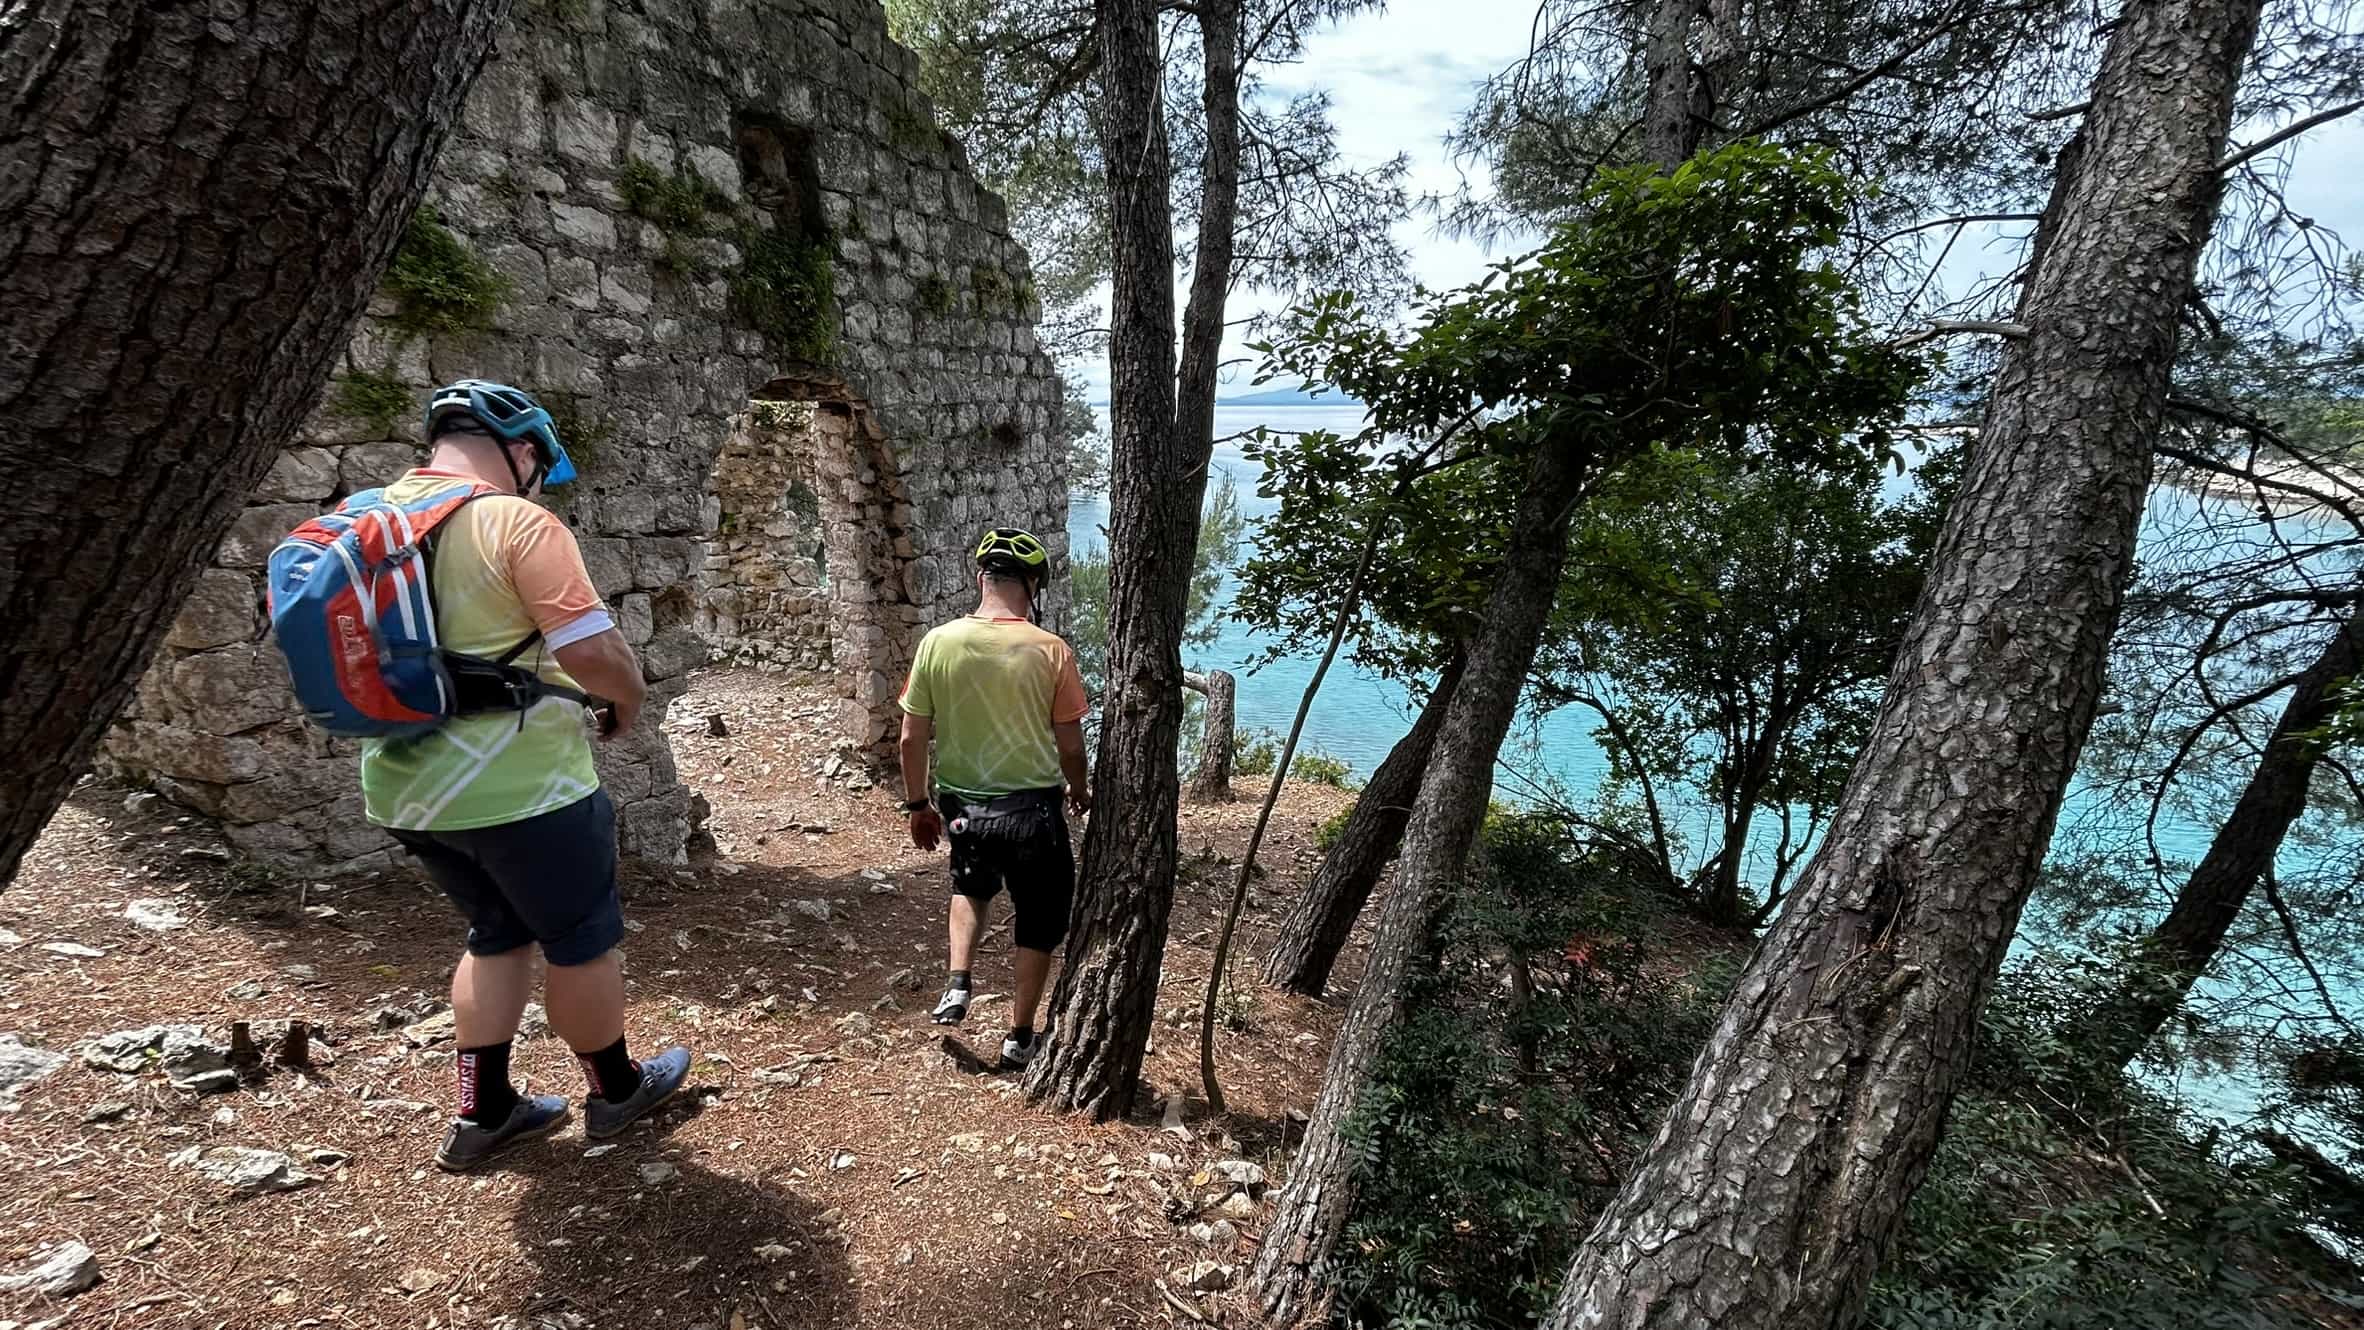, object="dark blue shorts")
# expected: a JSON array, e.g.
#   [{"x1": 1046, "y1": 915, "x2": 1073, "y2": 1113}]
[{"x1": 389, "y1": 789, "x2": 624, "y2": 967}]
